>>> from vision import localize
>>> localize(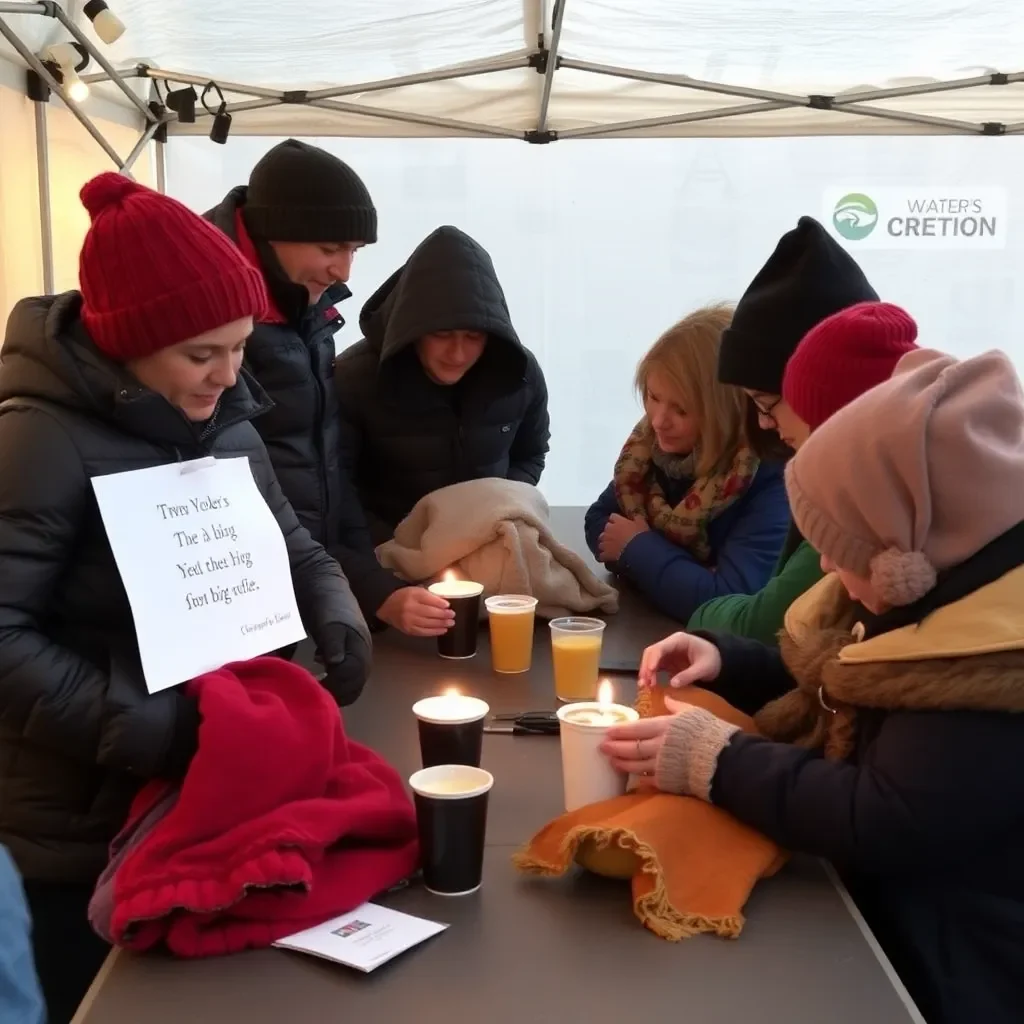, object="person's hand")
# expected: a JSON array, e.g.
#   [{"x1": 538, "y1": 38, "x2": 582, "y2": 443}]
[
  {"x1": 599, "y1": 715, "x2": 675, "y2": 776},
  {"x1": 376, "y1": 587, "x2": 455, "y2": 637},
  {"x1": 638, "y1": 631, "x2": 723, "y2": 689},
  {"x1": 597, "y1": 513, "x2": 649, "y2": 563}
]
